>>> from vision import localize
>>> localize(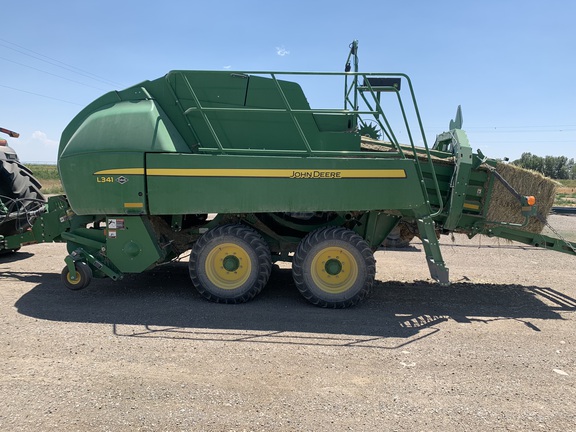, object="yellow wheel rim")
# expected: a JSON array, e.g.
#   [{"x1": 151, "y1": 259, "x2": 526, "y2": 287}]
[
  {"x1": 66, "y1": 270, "x2": 82, "y2": 285},
  {"x1": 205, "y1": 242, "x2": 252, "y2": 290},
  {"x1": 310, "y1": 246, "x2": 358, "y2": 294}
]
